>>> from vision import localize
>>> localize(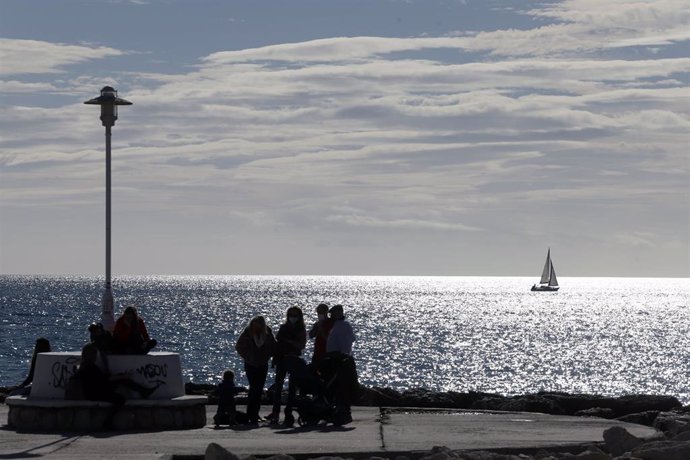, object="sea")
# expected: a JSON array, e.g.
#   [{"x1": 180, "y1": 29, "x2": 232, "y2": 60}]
[{"x1": 1, "y1": 275, "x2": 688, "y2": 404}]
